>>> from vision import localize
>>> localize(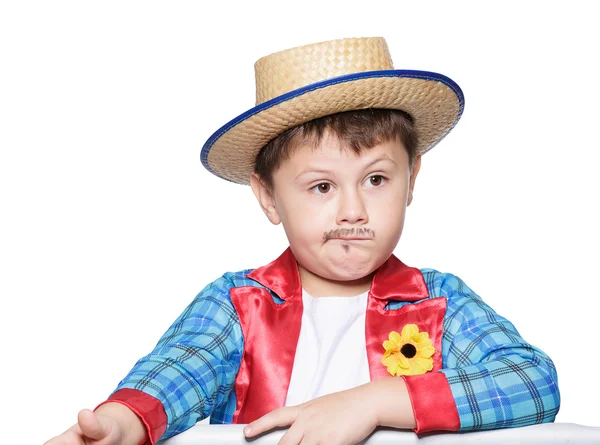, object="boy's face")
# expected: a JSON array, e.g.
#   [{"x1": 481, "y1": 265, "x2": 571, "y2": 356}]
[{"x1": 250, "y1": 132, "x2": 421, "y2": 294}]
